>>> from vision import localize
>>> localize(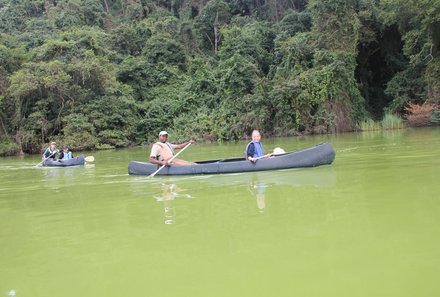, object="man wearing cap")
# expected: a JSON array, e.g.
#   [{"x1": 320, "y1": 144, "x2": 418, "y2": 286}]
[
  {"x1": 149, "y1": 131, "x2": 194, "y2": 166},
  {"x1": 42, "y1": 141, "x2": 59, "y2": 160}
]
